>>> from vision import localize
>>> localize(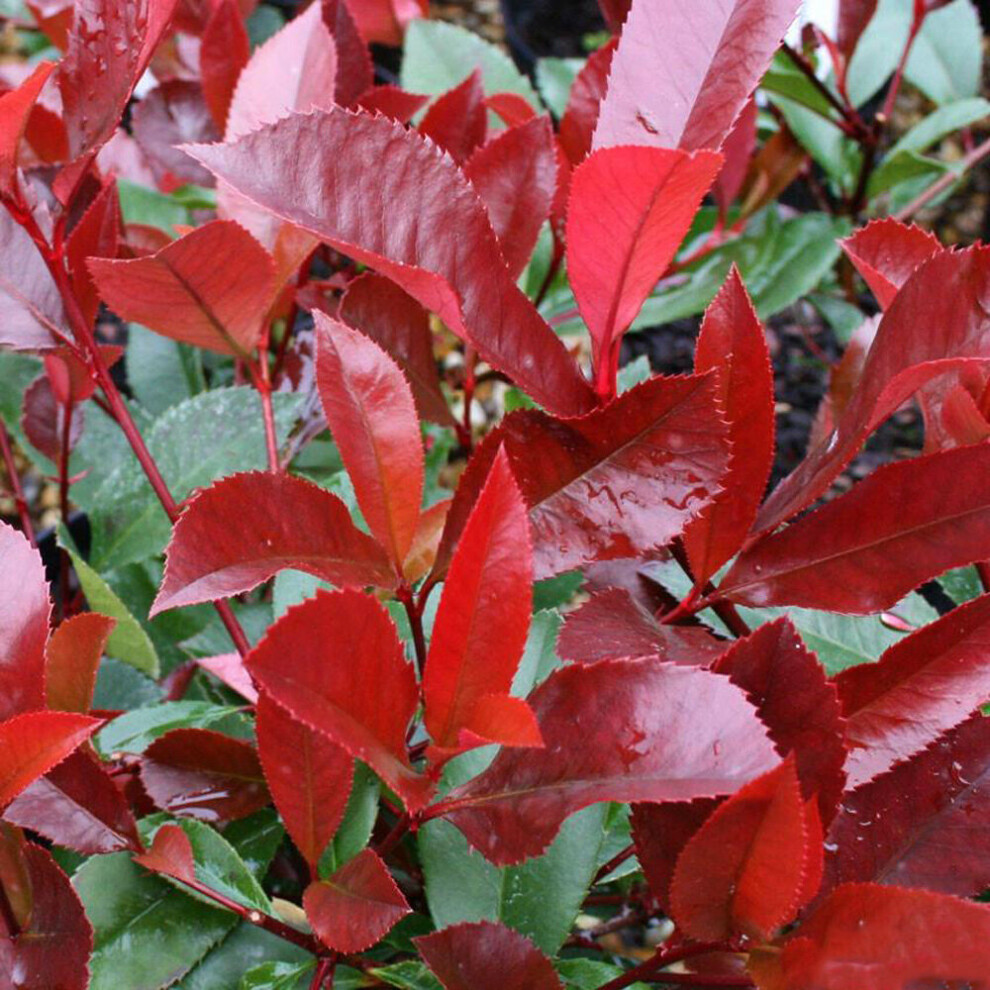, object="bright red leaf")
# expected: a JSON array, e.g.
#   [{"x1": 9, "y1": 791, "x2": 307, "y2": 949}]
[
  {"x1": 346, "y1": 0, "x2": 425, "y2": 46},
  {"x1": 418, "y1": 70, "x2": 487, "y2": 164},
  {"x1": 200, "y1": 0, "x2": 250, "y2": 131},
  {"x1": 558, "y1": 39, "x2": 615, "y2": 165},
  {"x1": 44, "y1": 613, "x2": 115, "y2": 714},
  {"x1": 0, "y1": 62, "x2": 55, "y2": 195}
]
